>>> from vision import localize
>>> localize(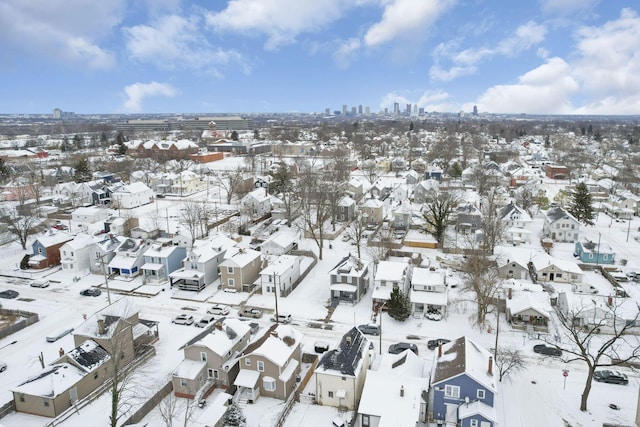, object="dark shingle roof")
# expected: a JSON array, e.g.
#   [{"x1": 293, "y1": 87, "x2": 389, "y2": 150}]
[{"x1": 317, "y1": 327, "x2": 367, "y2": 376}]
